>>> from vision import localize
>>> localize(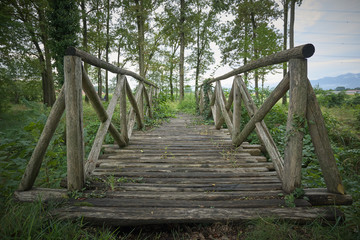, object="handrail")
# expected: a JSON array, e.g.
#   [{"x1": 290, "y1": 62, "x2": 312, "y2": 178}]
[
  {"x1": 65, "y1": 47, "x2": 158, "y2": 88},
  {"x1": 19, "y1": 49, "x2": 159, "y2": 191},
  {"x1": 198, "y1": 43, "x2": 345, "y2": 195},
  {"x1": 203, "y1": 44, "x2": 314, "y2": 85}
]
